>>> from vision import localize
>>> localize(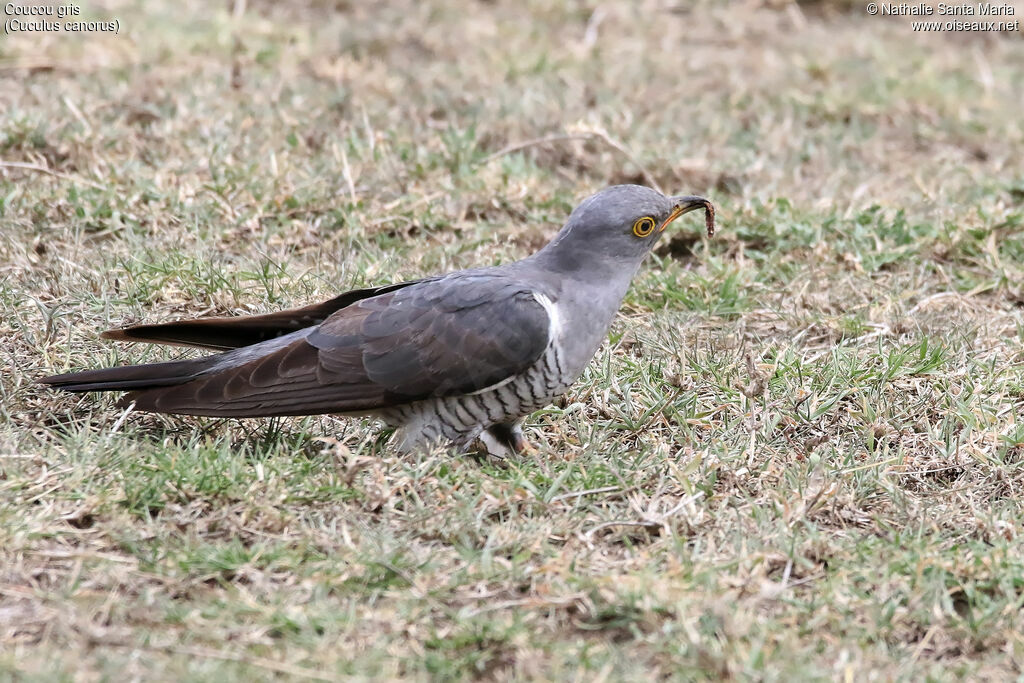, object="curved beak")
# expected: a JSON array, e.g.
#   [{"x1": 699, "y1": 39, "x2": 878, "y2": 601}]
[{"x1": 660, "y1": 195, "x2": 716, "y2": 237}]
